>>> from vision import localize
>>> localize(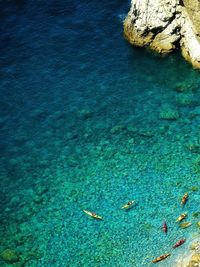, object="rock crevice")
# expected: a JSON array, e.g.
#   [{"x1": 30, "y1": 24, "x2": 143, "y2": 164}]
[{"x1": 124, "y1": 0, "x2": 200, "y2": 68}]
